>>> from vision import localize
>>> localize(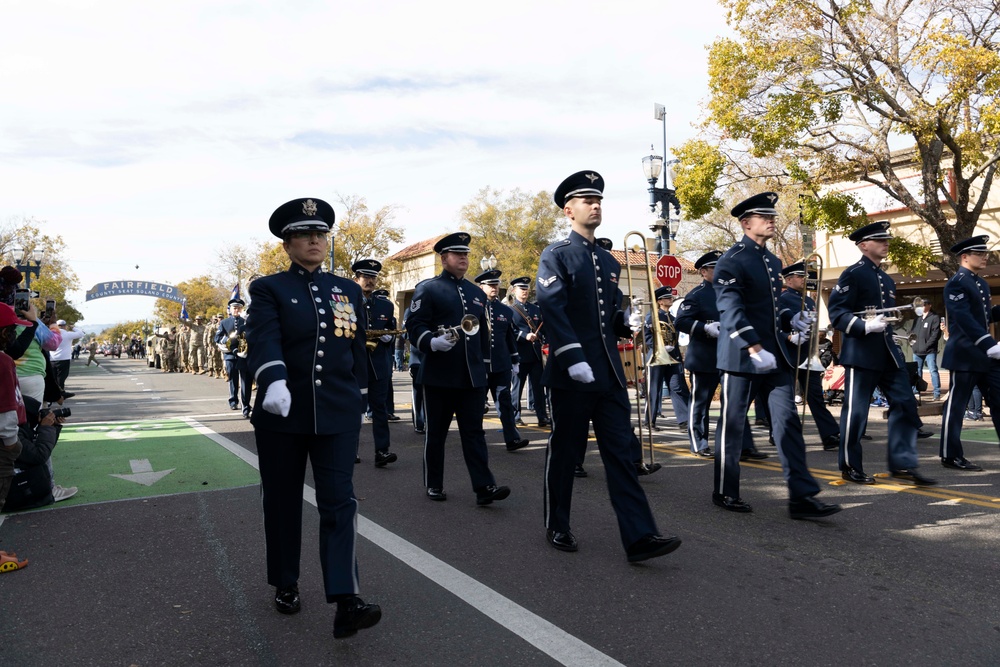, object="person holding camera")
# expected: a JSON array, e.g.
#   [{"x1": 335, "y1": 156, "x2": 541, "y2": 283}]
[
  {"x1": 3, "y1": 396, "x2": 71, "y2": 510},
  {"x1": 0, "y1": 302, "x2": 32, "y2": 571}
]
